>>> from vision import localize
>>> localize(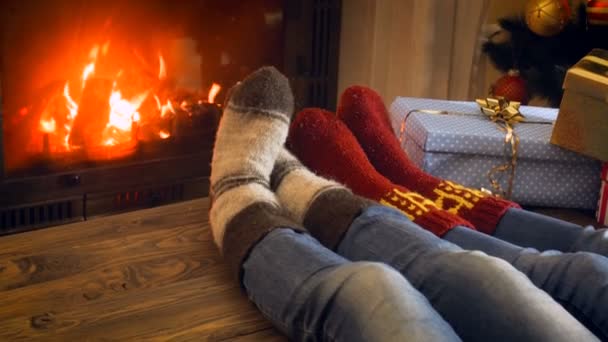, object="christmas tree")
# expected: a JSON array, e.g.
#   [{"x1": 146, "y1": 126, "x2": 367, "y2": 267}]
[{"x1": 482, "y1": 0, "x2": 608, "y2": 107}]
